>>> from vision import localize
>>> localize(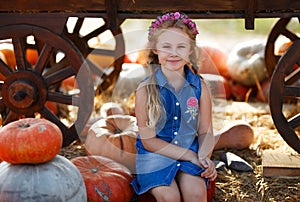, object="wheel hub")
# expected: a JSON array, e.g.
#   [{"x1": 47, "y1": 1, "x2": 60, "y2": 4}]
[
  {"x1": 2, "y1": 71, "x2": 47, "y2": 115},
  {"x1": 8, "y1": 80, "x2": 37, "y2": 109}
]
